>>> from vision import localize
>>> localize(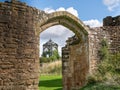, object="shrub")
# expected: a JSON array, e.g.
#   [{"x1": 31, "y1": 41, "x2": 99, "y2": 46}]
[
  {"x1": 88, "y1": 39, "x2": 120, "y2": 86},
  {"x1": 98, "y1": 39, "x2": 109, "y2": 61},
  {"x1": 87, "y1": 75, "x2": 97, "y2": 84},
  {"x1": 40, "y1": 57, "x2": 51, "y2": 63}
]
